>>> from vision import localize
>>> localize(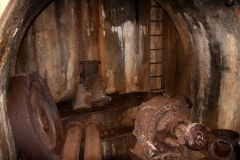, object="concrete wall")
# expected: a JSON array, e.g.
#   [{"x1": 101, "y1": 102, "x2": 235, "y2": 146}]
[
  {"x1": 157, "y1": 0, "x2": 240, "y2": 131},
  {"x1": 16, "y1": 0, "x2": 149, "y2": 102}
]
